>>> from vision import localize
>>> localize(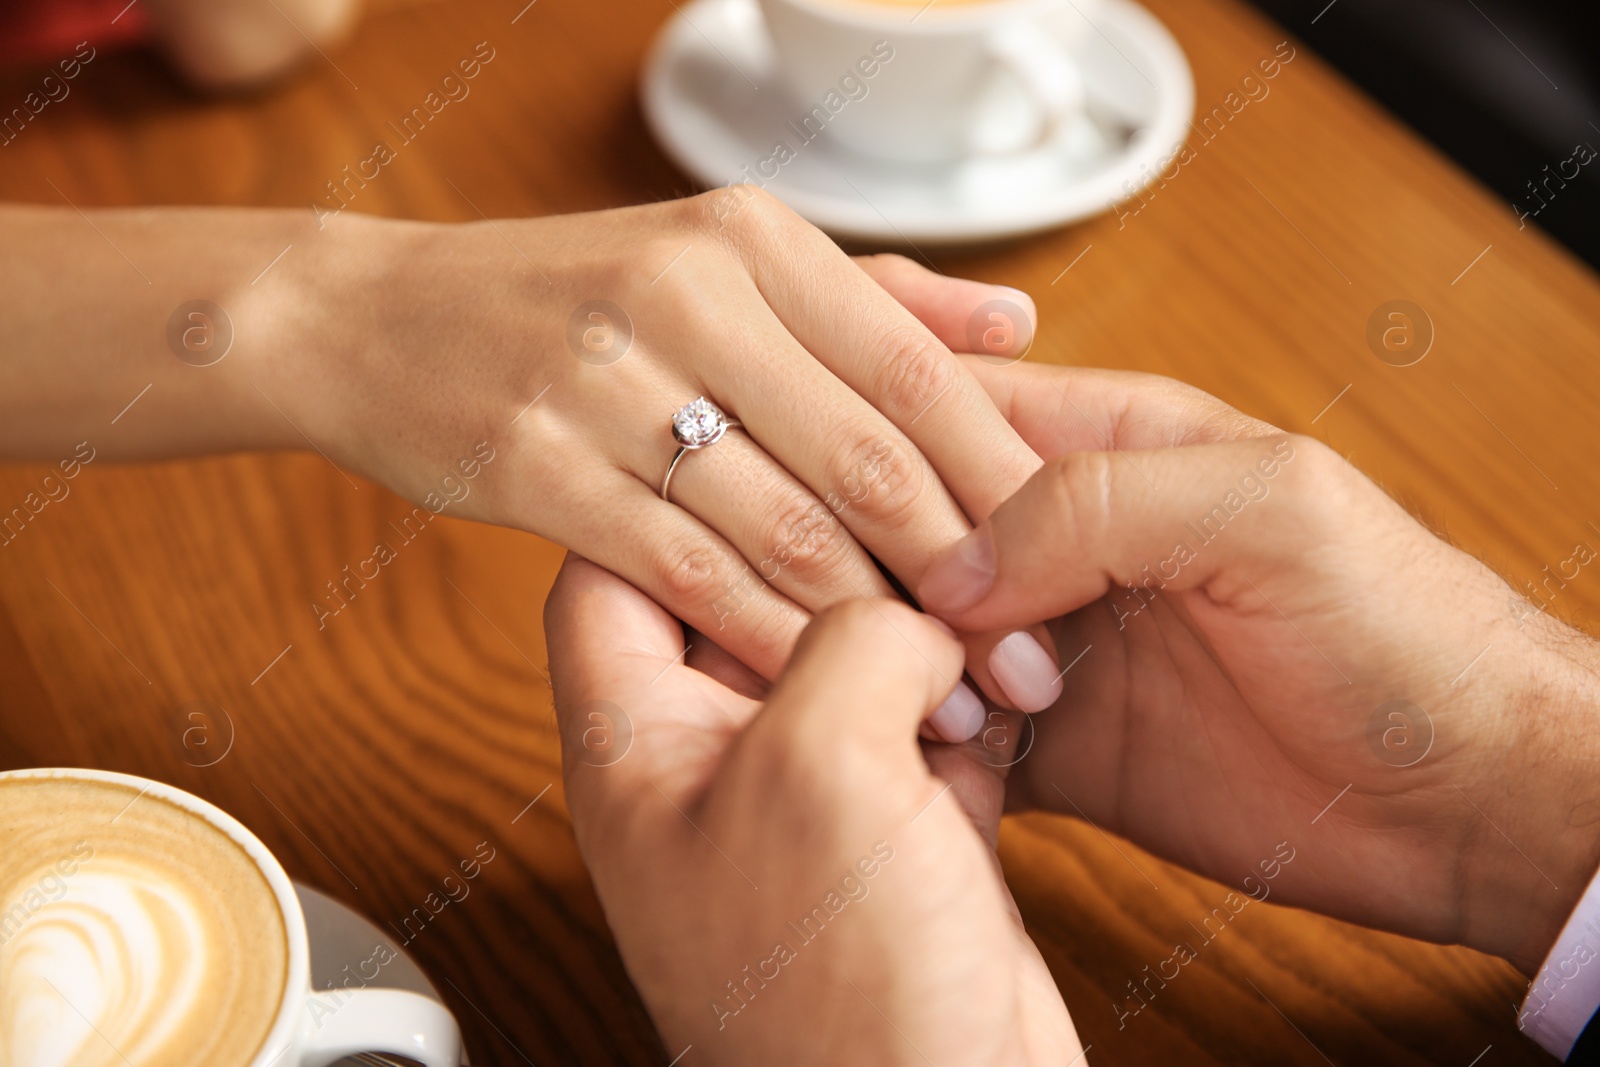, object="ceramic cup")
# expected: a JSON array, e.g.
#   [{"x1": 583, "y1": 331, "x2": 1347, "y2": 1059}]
[
  {"x1": 755, "y1": 0, "x2": 1103, "y2": 164},
  {"x1": 0, "y1": 767, "x2": 463, "y2": 1067}
]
